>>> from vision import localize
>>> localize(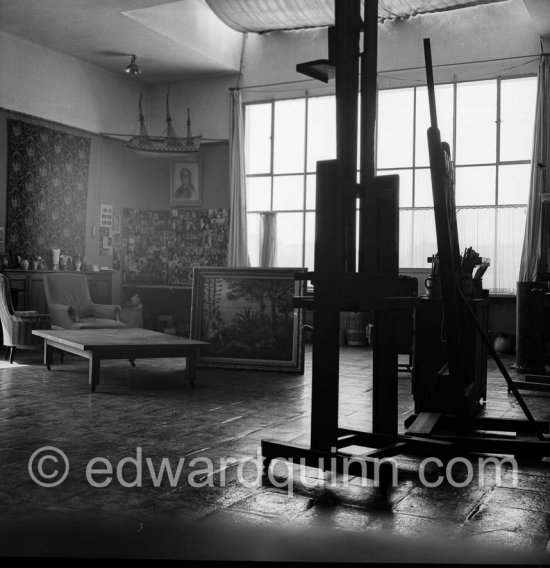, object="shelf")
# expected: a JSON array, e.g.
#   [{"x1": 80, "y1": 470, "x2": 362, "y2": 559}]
[{"x1": 122, "y1": 283, "x2": 192, "y2": 290}]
